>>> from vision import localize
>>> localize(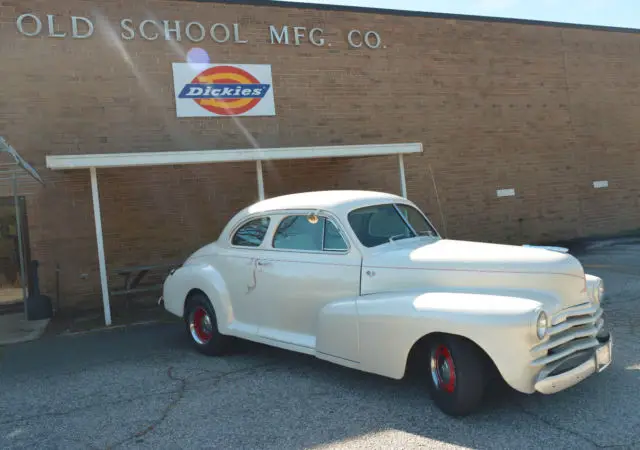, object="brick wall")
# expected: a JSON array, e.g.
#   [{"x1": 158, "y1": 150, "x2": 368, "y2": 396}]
[{"x1": 1, "y1": 0, "x2": 640, "y2": 310}]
